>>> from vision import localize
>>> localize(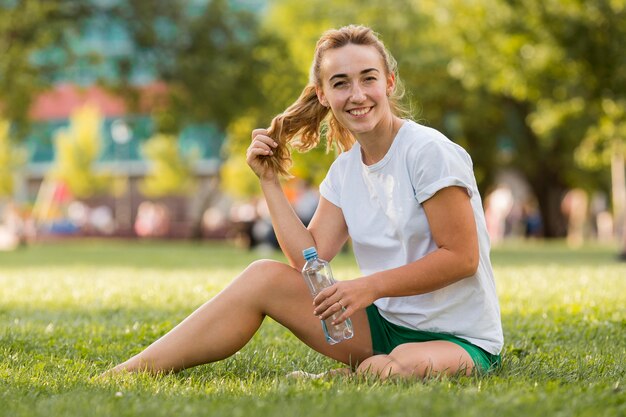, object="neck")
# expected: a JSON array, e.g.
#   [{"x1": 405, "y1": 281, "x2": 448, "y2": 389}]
[{"x1": 356, "y1": 115, "x2": 403, "y2": 166}]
